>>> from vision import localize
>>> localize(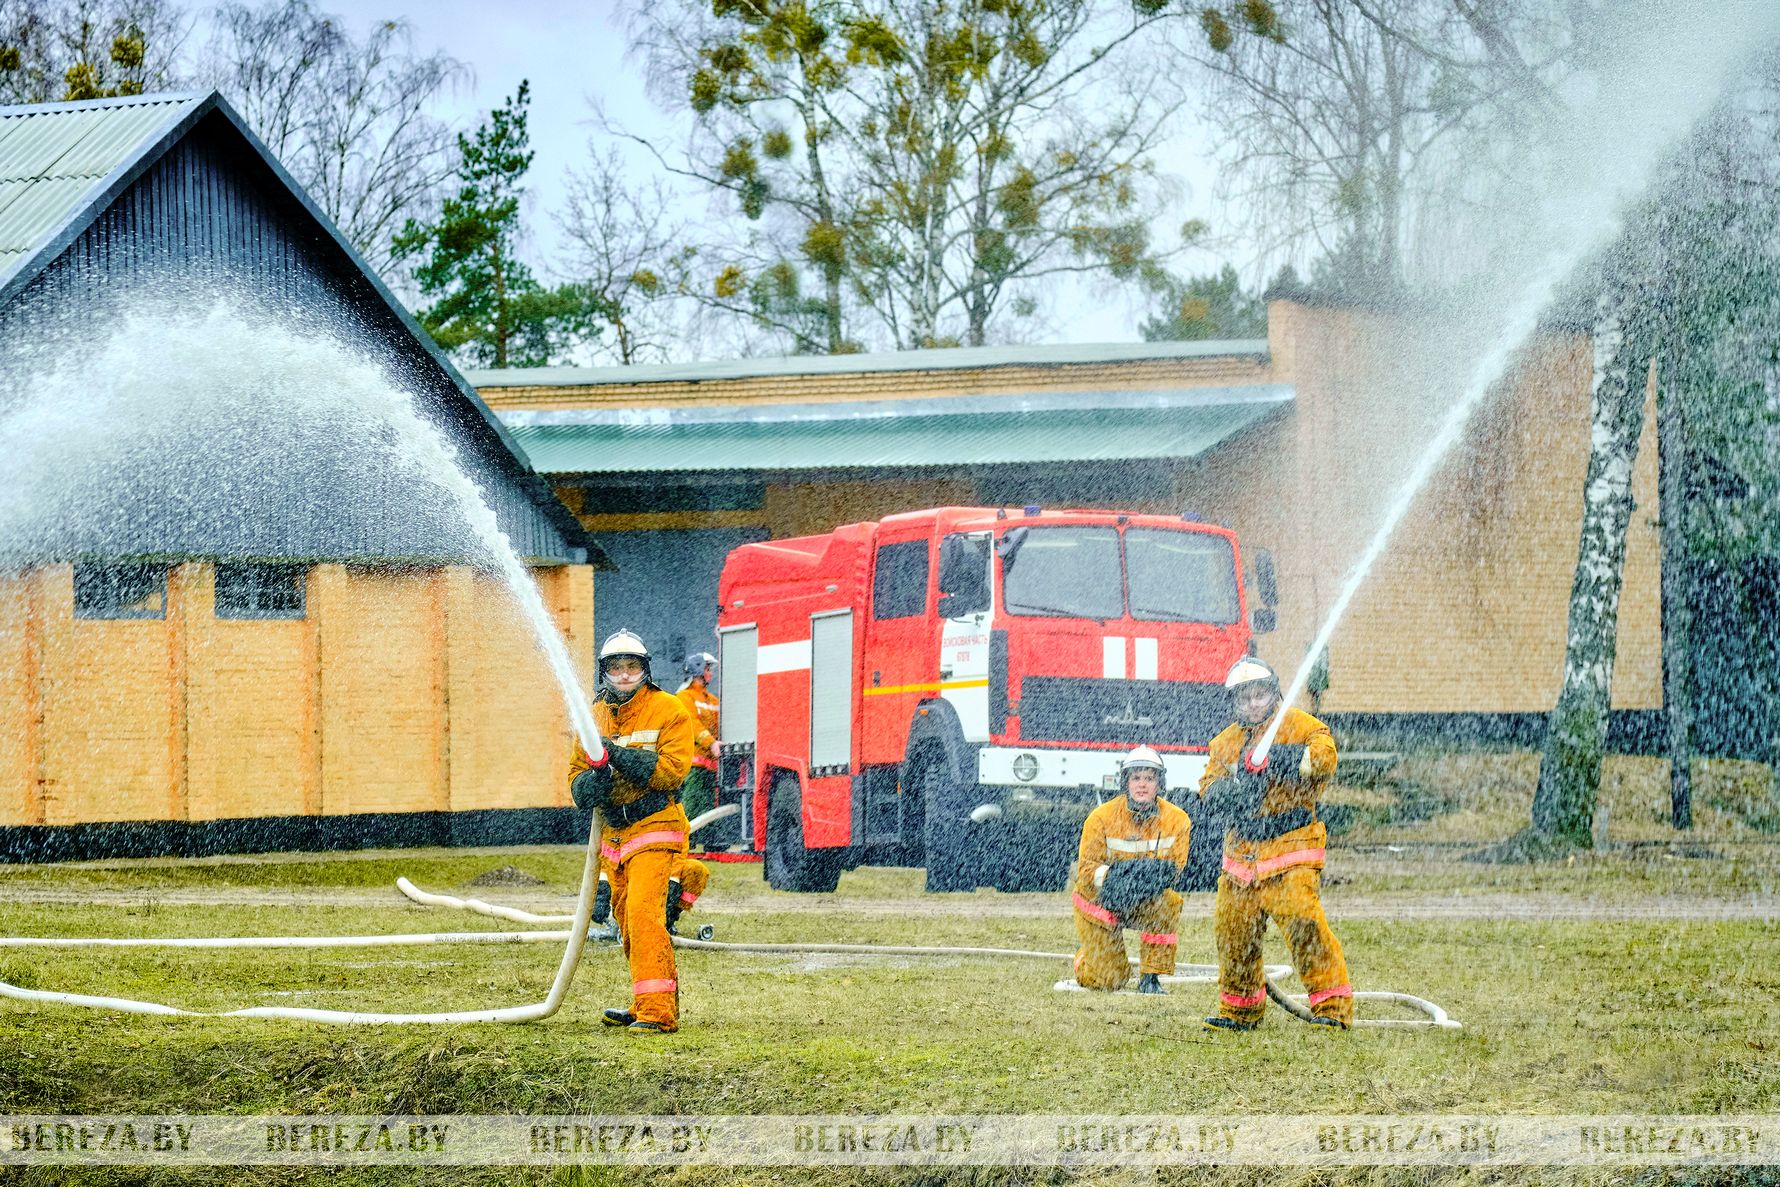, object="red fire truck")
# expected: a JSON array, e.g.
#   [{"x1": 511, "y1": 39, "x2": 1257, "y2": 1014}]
[{"x1": 709, "y1": 506, "x2": 1276, "y2": 892}]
